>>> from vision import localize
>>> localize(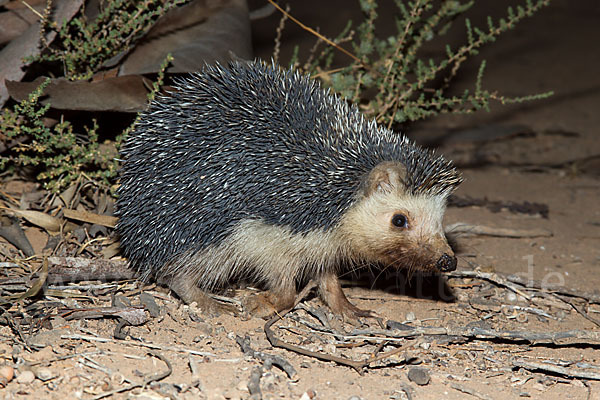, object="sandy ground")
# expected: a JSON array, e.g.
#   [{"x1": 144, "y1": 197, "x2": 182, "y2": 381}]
[{"x1": 1, "y1": 1, "x2": 600, "y2": 399}]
